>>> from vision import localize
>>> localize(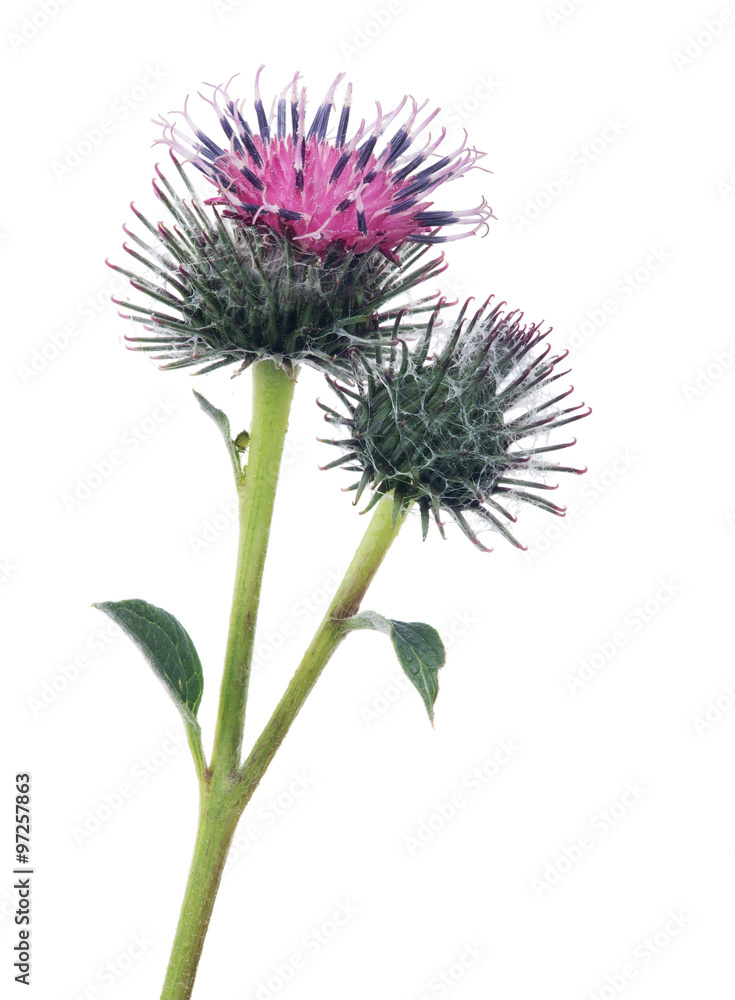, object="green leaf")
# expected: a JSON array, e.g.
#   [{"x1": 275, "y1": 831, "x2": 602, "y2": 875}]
[
  {"x1": 94, "y1": 599, "x2": 207, "y2": 780},
  {"x1": 343, "y1": 611, "x2": 445, "y2": 723},
  {"x1": 94, "y1": 598, "x2": 204, "y2": 714},
  {"x1": 193, "y1": 390, "x2": 244, "y2": 484}
]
